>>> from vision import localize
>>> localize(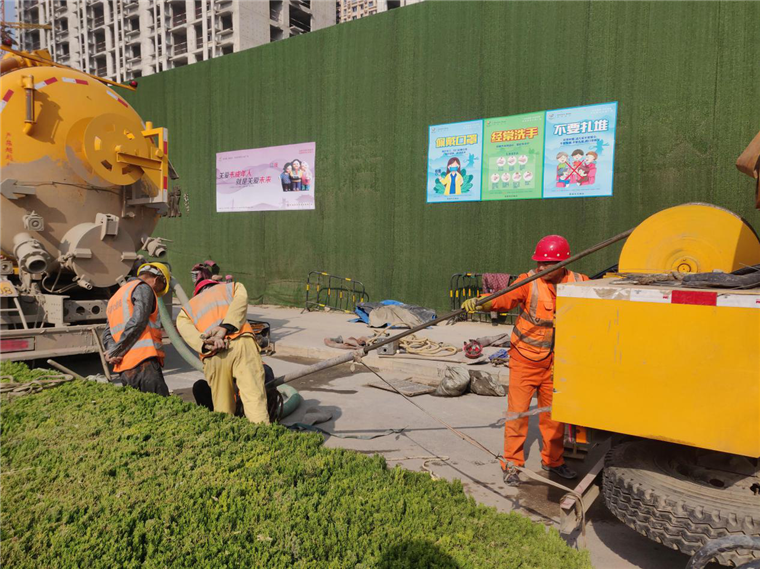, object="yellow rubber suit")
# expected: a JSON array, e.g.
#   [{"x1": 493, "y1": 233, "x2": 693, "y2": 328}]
[{"x1": 176, "y1": 282, "x2": 269, "y2": 424}]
